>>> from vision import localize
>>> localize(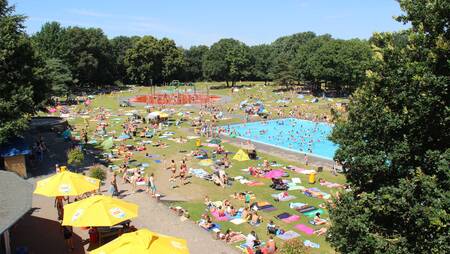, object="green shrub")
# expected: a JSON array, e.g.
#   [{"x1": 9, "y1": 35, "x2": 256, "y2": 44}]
[
  {"x1": 67, "y1": 147, "x2": 84, "y2": 167},
  {"x1": 278, "y1": 238, "x2": 309, "y2": 254},
  {"x1": 89, "y1": 167, "x2": 106, "y2": 181}
]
